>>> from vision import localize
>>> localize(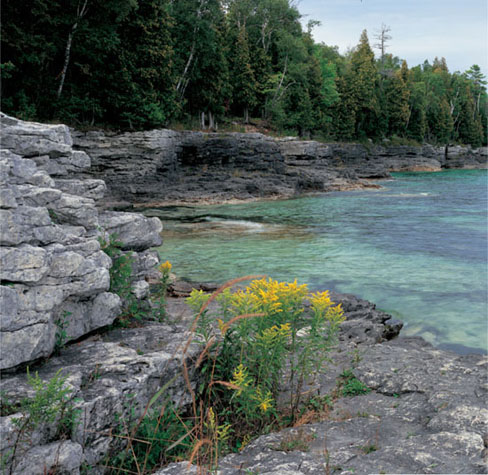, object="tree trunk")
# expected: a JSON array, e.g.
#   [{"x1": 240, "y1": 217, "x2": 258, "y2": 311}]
[
  {"x1": 176, "y1": 0, "x2": 205, "y2": 102},
  {"x1": 200, "y1": 111, "x2": 206, "y2": 129},
  {"x1": 57, "y1": 0, "x2": 88, "y2": 99},
  {"x1": 208, "y1": 111, "x2": 214, "y2": 130},
  {"x1": 244, "y1": 107, "x2": 249, "y2": 124}
]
